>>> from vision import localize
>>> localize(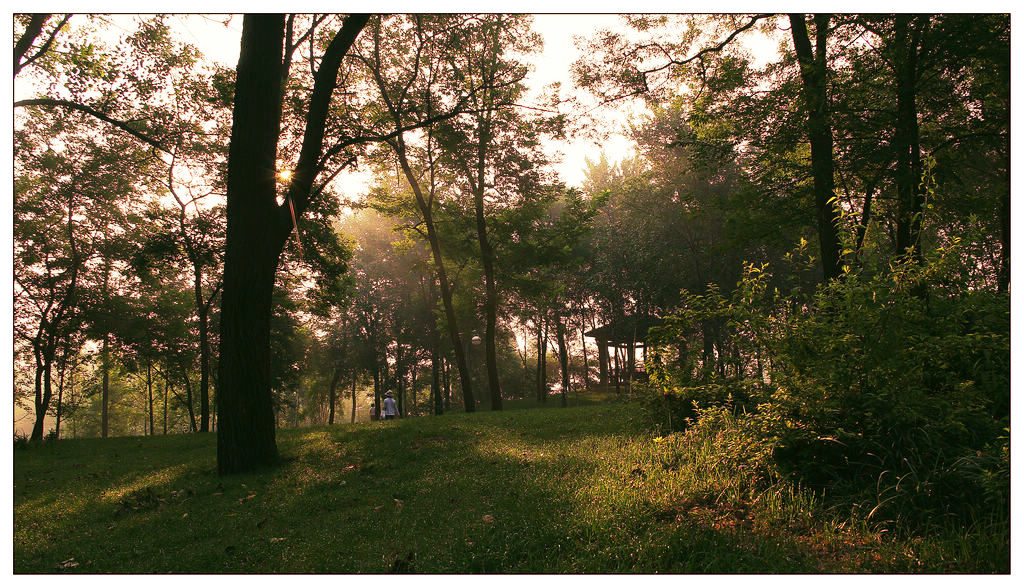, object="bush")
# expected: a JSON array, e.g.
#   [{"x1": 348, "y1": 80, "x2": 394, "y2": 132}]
[{"x1": 643, "y1": 242, "x2": 1010, "y2": 533}]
